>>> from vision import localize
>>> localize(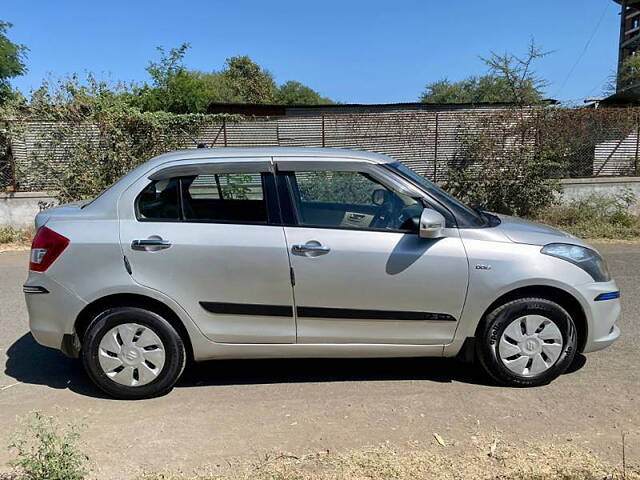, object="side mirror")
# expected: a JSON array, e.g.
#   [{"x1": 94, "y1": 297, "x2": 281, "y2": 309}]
[{"x1": 419, "y1": 208, "x2": 446, "y2": 239}]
